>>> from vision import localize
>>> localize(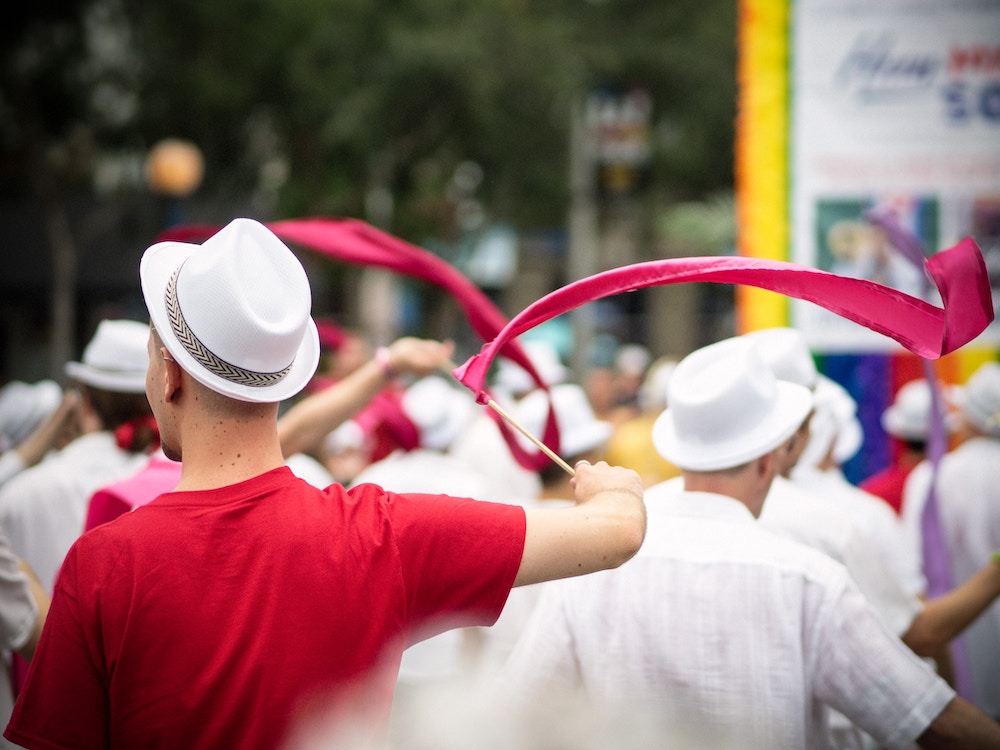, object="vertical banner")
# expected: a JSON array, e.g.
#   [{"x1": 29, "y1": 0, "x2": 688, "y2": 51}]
[
  {"x1": 736, "y1": 0, "x2": 1000, "y2": 482},
  {"x1": 791, "y1": 0, "x2": 1000, "y2": 352},
  {"x1": 736, "y1": 0, "x2": 792, "y2": 333}
]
